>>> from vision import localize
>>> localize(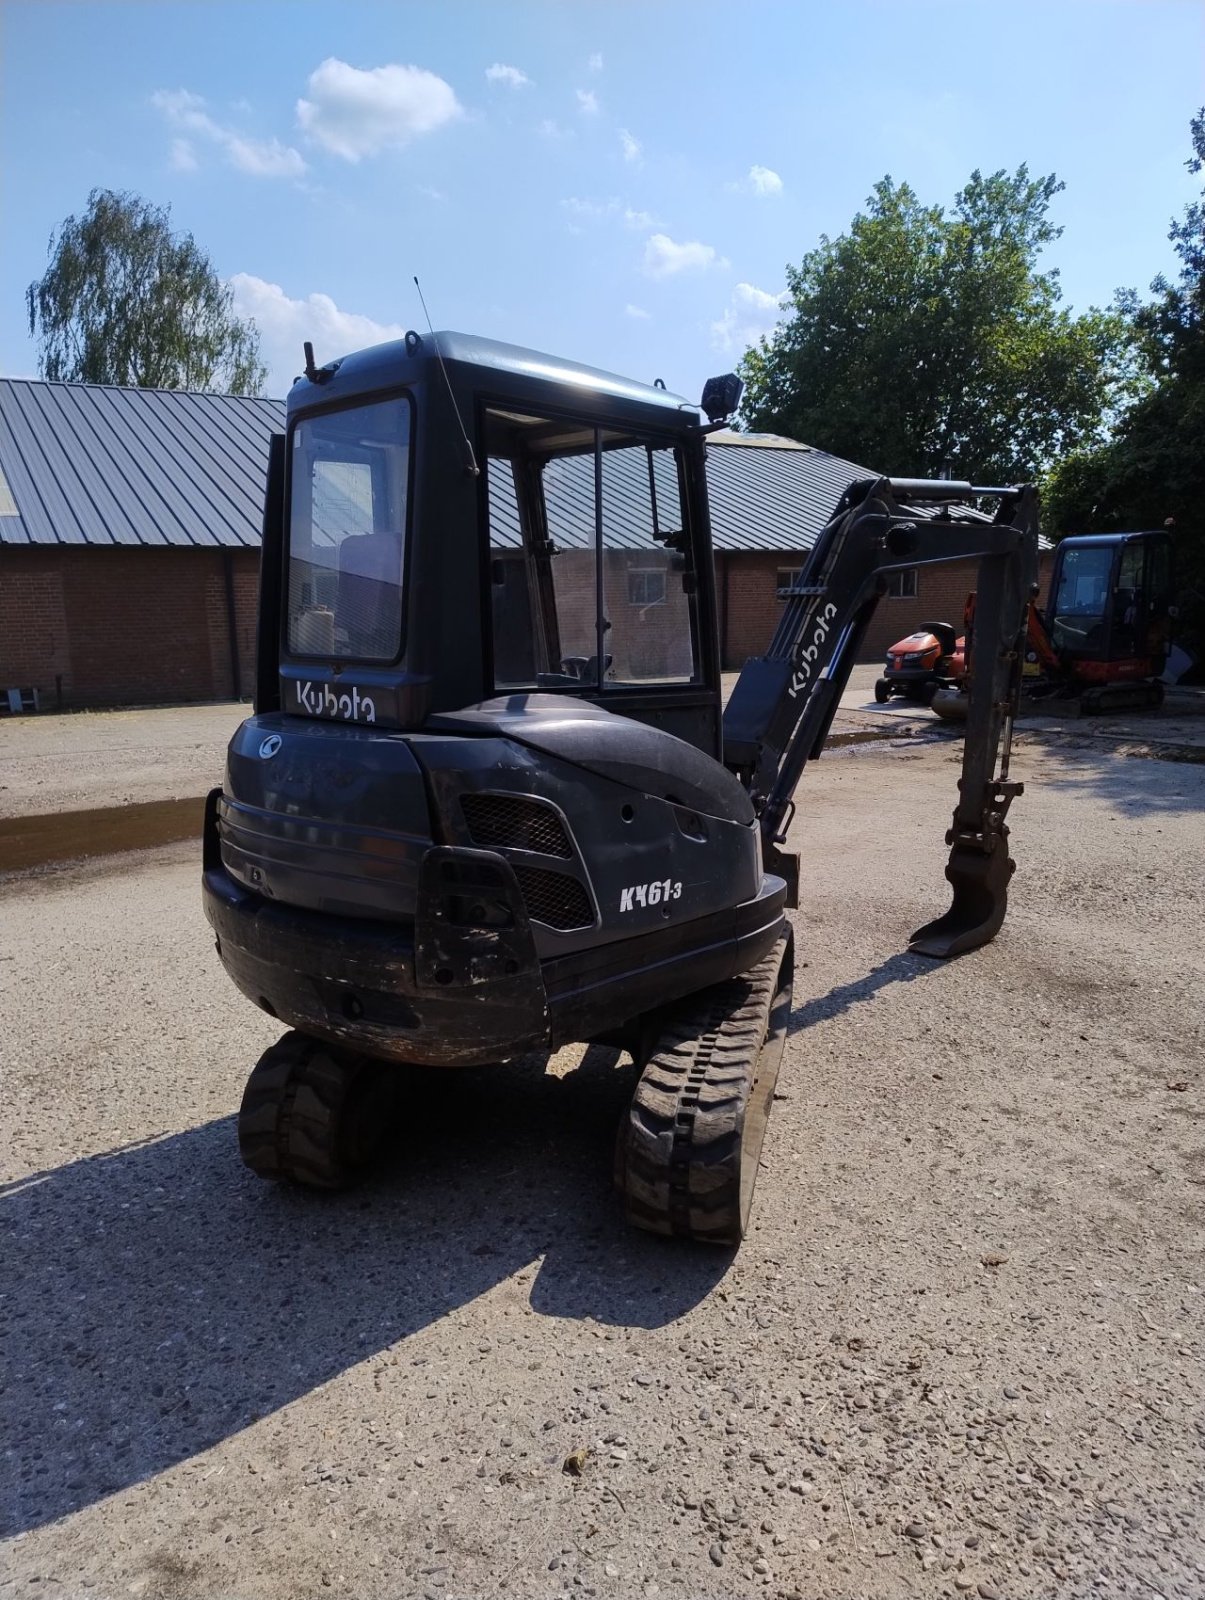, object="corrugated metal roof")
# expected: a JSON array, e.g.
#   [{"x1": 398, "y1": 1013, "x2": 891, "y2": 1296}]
[
  {"x1": 486, "y1": 447, "x2": 687, "y2": 551},
  {"x1": 706, "y1": 435, "x2": 875, "y2": 551},
  {"x1": 0, "y1": 378, "x2": 283, "y2": 548},
  {"x1": 0, "y1": 378, "x2": 1039, "y2": 555},
  {"x1": 485, "y1": 434, "x2": 959, "y2": 554}
]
